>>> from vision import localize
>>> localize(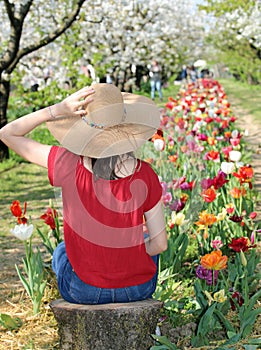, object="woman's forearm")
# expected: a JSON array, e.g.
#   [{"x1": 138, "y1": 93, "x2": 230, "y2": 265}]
[
  {"x1": 0, "y1": 86, "x2": 94, "y2": 142},
  {"x1": 0, "y1": 104, "x2": 60, "y2": 140},
  {"x1": 0, "y1": 87, "x2": 95, "y2": 167}
]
